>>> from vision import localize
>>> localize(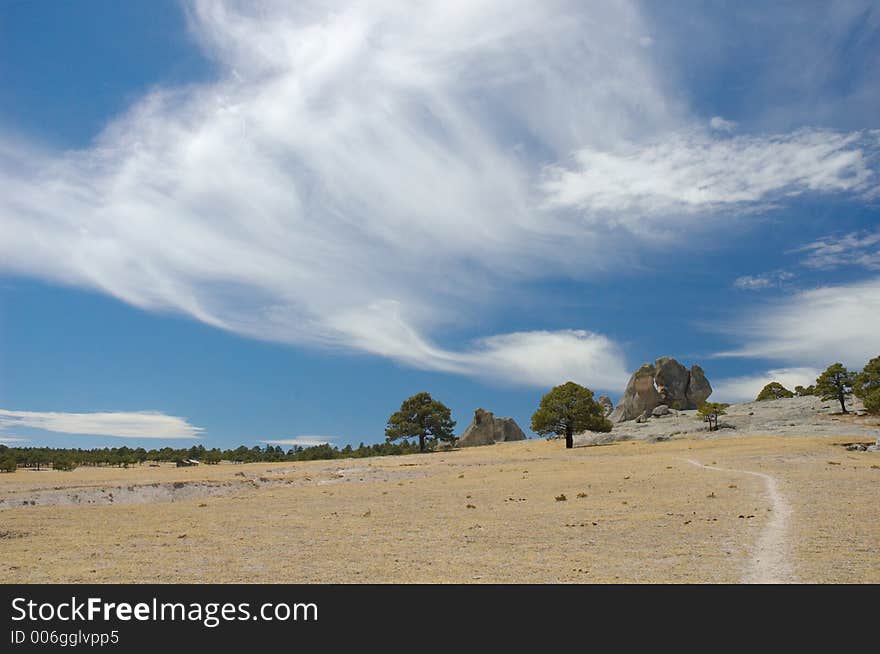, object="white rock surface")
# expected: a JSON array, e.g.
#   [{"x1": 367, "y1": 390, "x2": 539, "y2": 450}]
[{"x1": 575, "y1": 395, "x2": 880, "y2": 446}]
